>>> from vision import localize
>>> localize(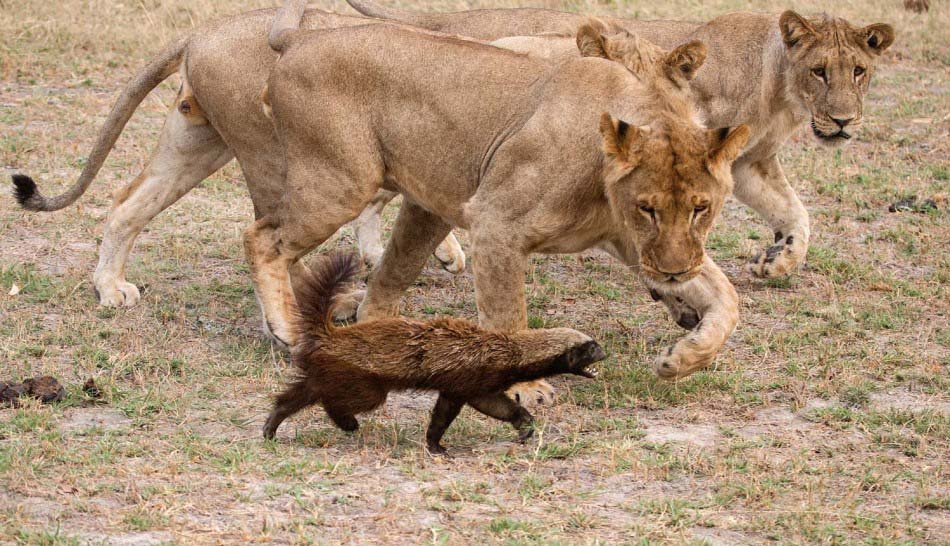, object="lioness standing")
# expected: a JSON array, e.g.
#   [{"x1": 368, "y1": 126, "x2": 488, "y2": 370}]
[
  {"x1": 346, "y1": 0, "x2": 895, "y2": 280},
  {"x1": 250, "y1": 3, "x2": 749, "y2": 387}
]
